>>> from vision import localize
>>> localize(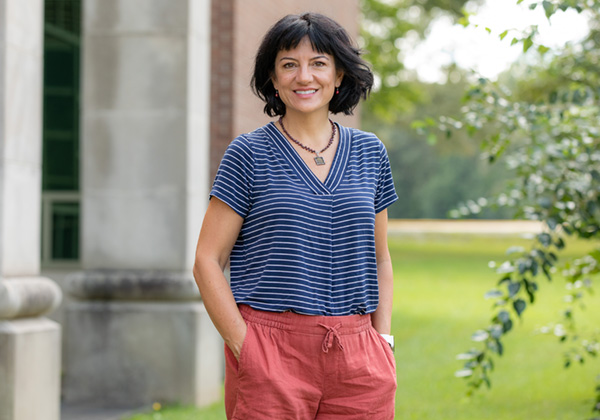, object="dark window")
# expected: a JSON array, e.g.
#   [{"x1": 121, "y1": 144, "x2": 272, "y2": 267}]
[{"x1": 42, "y1": 0, "x2": 81, "y2": 264}]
